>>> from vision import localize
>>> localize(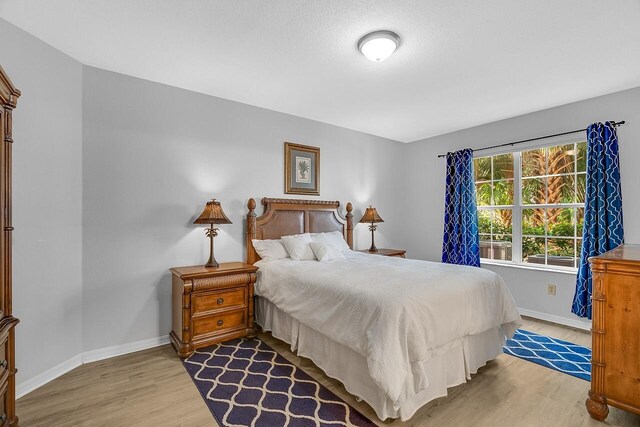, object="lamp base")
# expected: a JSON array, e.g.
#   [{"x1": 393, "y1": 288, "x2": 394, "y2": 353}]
[
  {"x1": 204, "y1": 226, "x2": 220, "y2": 269},
  {"x1": 368, "y1": 223, "x2": 378, "y2": 253},
  {"x1": 204, "y1": 259, "x2": 219, "y2": 268}
]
